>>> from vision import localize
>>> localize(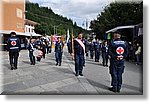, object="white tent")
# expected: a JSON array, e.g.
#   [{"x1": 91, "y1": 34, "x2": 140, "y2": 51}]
[
  {"x1": 26, "y1": 32, "x2": 41, "y2": 37},
  {"x1": 106, "y1": 25, "x2": 135, "y2": 33},
  {"x1": 0, "y1": 30, "x2": 41, "y2": 37},
  {"x1": 0, "y1": 30, "x2": 31, "y2": 36}
]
